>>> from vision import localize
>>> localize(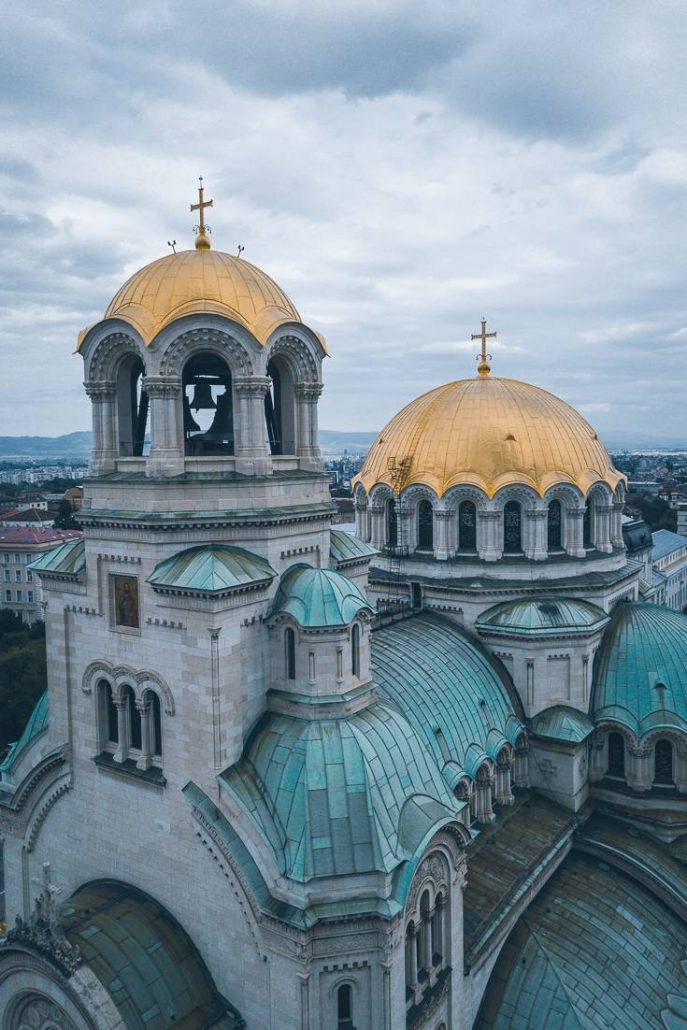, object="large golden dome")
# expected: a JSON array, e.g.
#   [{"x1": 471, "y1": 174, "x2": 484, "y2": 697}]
[
  {"x1": 88, "y1": 249, "x2": 302, "y2": 347},
  {"x1": 354, "y1": 377, "x2": 624, "y2": 499}
]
